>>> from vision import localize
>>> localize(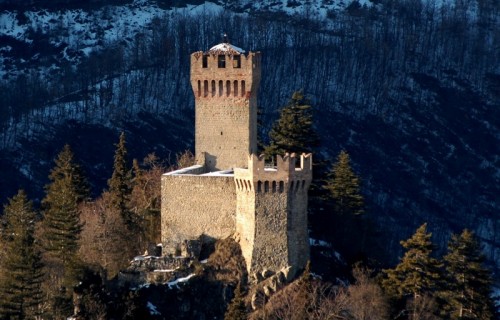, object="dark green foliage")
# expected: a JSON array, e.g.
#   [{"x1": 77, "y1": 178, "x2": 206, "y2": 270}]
[
  {"x1": 382, "y1": 223, "x2": 442, "y2": 301},
  {"x1": 0, "y1": 190, "x2": 43, "y2": 319},
  {"x1": 108, "y1": 132, "x2": 134, "y2": 228},
  {"x1": 264, "y1": 91, "x2": 319, "y2": 159},
  {"x1": 41, "y1": 144, "x2": 88, "y2": 258},
  {"x1": 440, "y1": 229, "x2": 496, "y2": 319},
  {"x1": 224, "y1": 283, "x2": 247, "y2": 320},
  {"x1": 318, "y1": 150, "x2": 366, "y2": 262},
  {"x1": 40, "y1": 144, "x2": 88, "y2": 316},
  {"x1": 324, "y1": 150, "x2": 364, "y2": 216}
]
